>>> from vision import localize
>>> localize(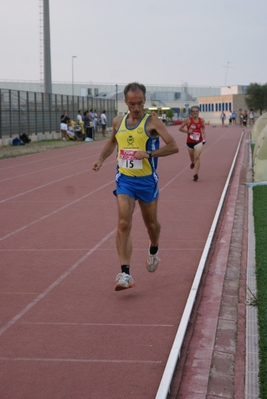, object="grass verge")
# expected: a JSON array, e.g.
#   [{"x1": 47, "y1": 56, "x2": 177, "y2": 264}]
[
  {"x1": 0, "y1": 133, "x2": 107, "y2": 160},
  {"x1": 253, "y1": 185, "x2": 267, "y2": 399}
]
